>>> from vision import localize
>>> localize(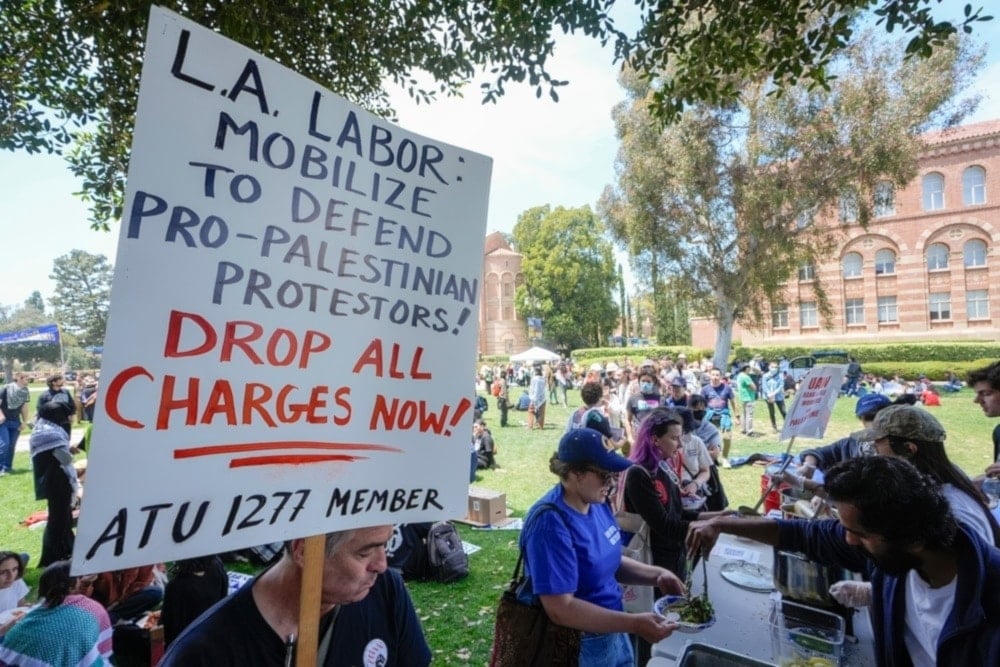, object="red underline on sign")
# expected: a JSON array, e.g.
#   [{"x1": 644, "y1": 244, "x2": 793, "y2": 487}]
[
  {"x1": 173, "y1": 441, "x2": 404, "y2": 460},
  {"x1": 229, "y1": 454, "x2": 367, "y2": 468}
]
